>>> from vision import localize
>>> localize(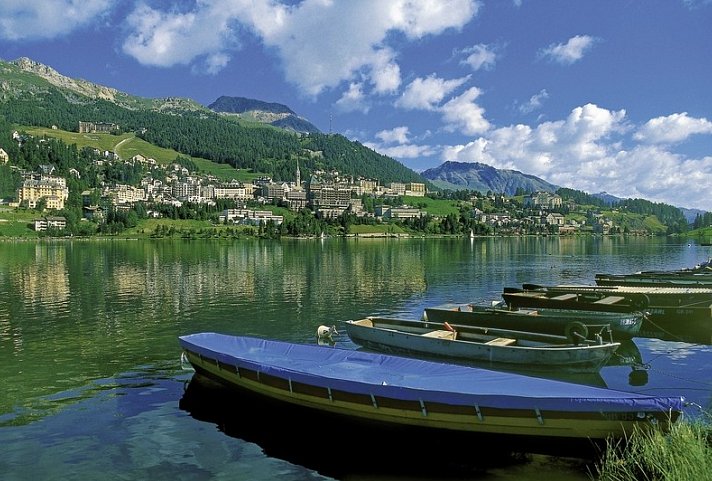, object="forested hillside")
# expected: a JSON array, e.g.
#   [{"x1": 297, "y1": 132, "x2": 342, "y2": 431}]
[
  {"x1": 0, "y1": 60, "x2": 425, "y2": 185},
  {"x1": 558, "y1": 187, "x2": 688, "y2": 232}
]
